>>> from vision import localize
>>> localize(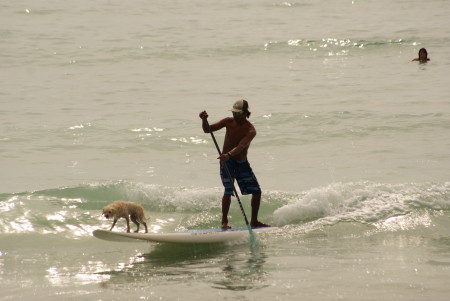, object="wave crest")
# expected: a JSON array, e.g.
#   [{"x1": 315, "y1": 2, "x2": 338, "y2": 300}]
[{"x1": 273, "y1": 181, "x2": 450, "y2": 226}]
